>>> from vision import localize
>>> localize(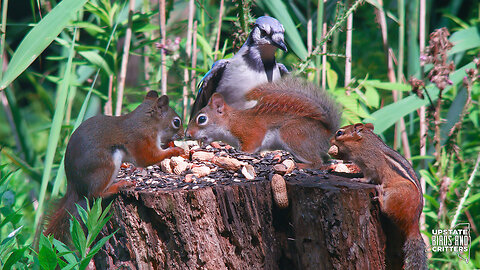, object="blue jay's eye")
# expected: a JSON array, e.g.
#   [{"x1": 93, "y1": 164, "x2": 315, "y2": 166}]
[
  {"x1": 260, "y1": 29, "x2": 268, "y2": 37},
  {"x1": 172, "y1": 117, "x2": 181, "y2": 129},
  {"x1": 336, "y1": 130, "x2": 344, "y2": 137},
  {"x1": 197, "y1": 114, "x2": 208, "y2": 126}
]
